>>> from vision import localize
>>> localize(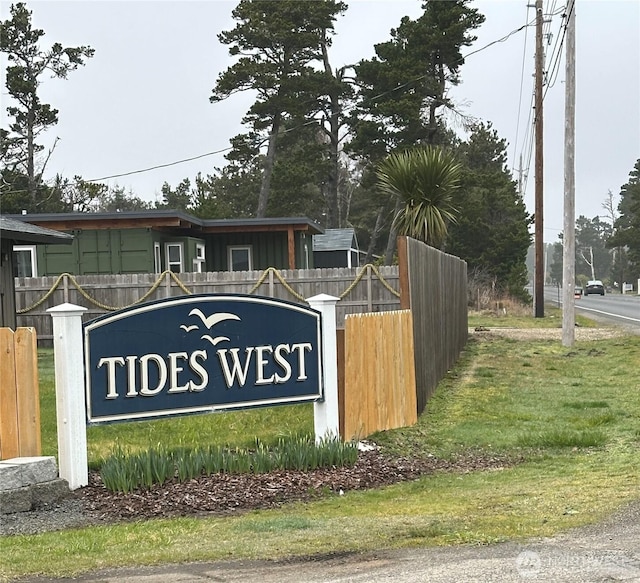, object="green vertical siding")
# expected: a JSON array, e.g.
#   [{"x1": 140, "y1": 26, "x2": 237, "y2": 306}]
[
  {"x1": 120, "y1": 230, "x2": 154, "y2": 273},
  {"x1": 37, "y1": 240, "x2": 76, "y2": 276},
  {"x1": 36, "y1": 229, "x2": 154, "y2": 275},
  {"x1": 208, "y1": 232, "x2": 291, "y2": 271},
  {"x1": 33, "y1": 227, "x2": 312, "y2": 274}
]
